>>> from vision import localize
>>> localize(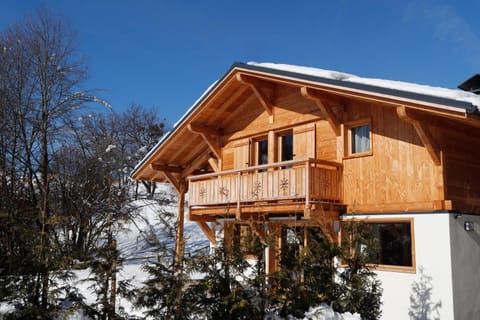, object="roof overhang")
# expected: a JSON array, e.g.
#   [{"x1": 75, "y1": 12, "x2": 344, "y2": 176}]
[{"x1": 131, "y1": 62, "x2": 480, "y2": 182}]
